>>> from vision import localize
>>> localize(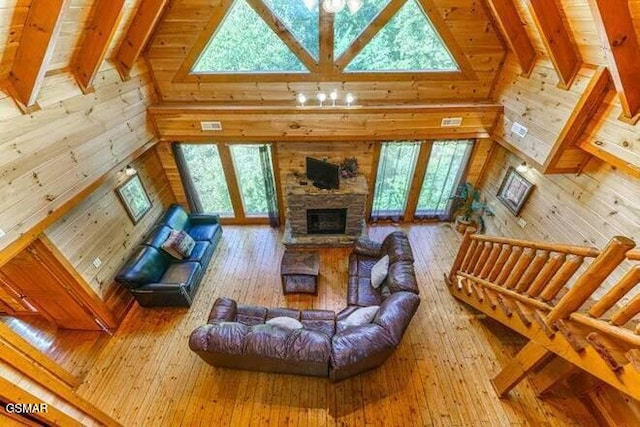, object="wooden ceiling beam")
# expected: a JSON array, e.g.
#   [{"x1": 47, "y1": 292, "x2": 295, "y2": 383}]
[
  {"x1": 116, "y1": 0, "x2": 170, "y2": 81},
  {"x1": 72, "y1": 0, "x2": 126, "y2": 93},
  {"x1": 525, "y1": 0, "x2": 581, "y2": 89},
  {"x1": 587, "y1": 0, "x2": 640, "y2": 123},
  {"x1": 485, "y1": 0, "x2": 536, "y2": 76},
  {"x1": 8, "y1": 0, "x2": 69, "y2": 112},
  {"x1": 245, "y1": 0, "x2": 318, "y2": 72}
]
